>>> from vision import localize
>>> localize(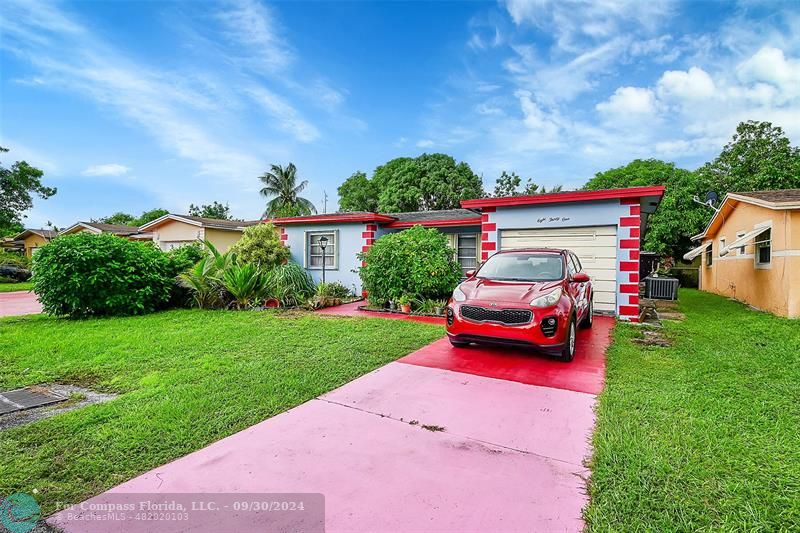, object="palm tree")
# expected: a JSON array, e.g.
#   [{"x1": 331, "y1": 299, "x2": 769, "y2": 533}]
[{"x1": 259, "y1": 163, "x2": 317, "y2": 218}]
